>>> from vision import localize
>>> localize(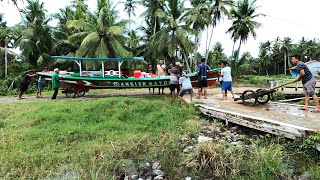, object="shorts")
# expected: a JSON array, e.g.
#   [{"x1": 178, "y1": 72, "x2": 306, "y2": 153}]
[
  {"x1": 170, "y1": 84, "x2": 180, "y2": 92},
  {"x1": 179, "y1": 88, "x2": 193, "y2": 97},
  {"x1": 20, "y1": 83, "x2": 29, "y2": 92},
  {"x1": 38, "y1": 82, "x2": 45, "y2": 92},
  {"x1": 198, "y1": 80, "x2": 208, "y2": 88},
  {"x1": 221, "y1": 81, "x2": 232, "y2": 91},
  {"x1": 303, "y1": 78, "x2": 316, "y2": 96}
]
